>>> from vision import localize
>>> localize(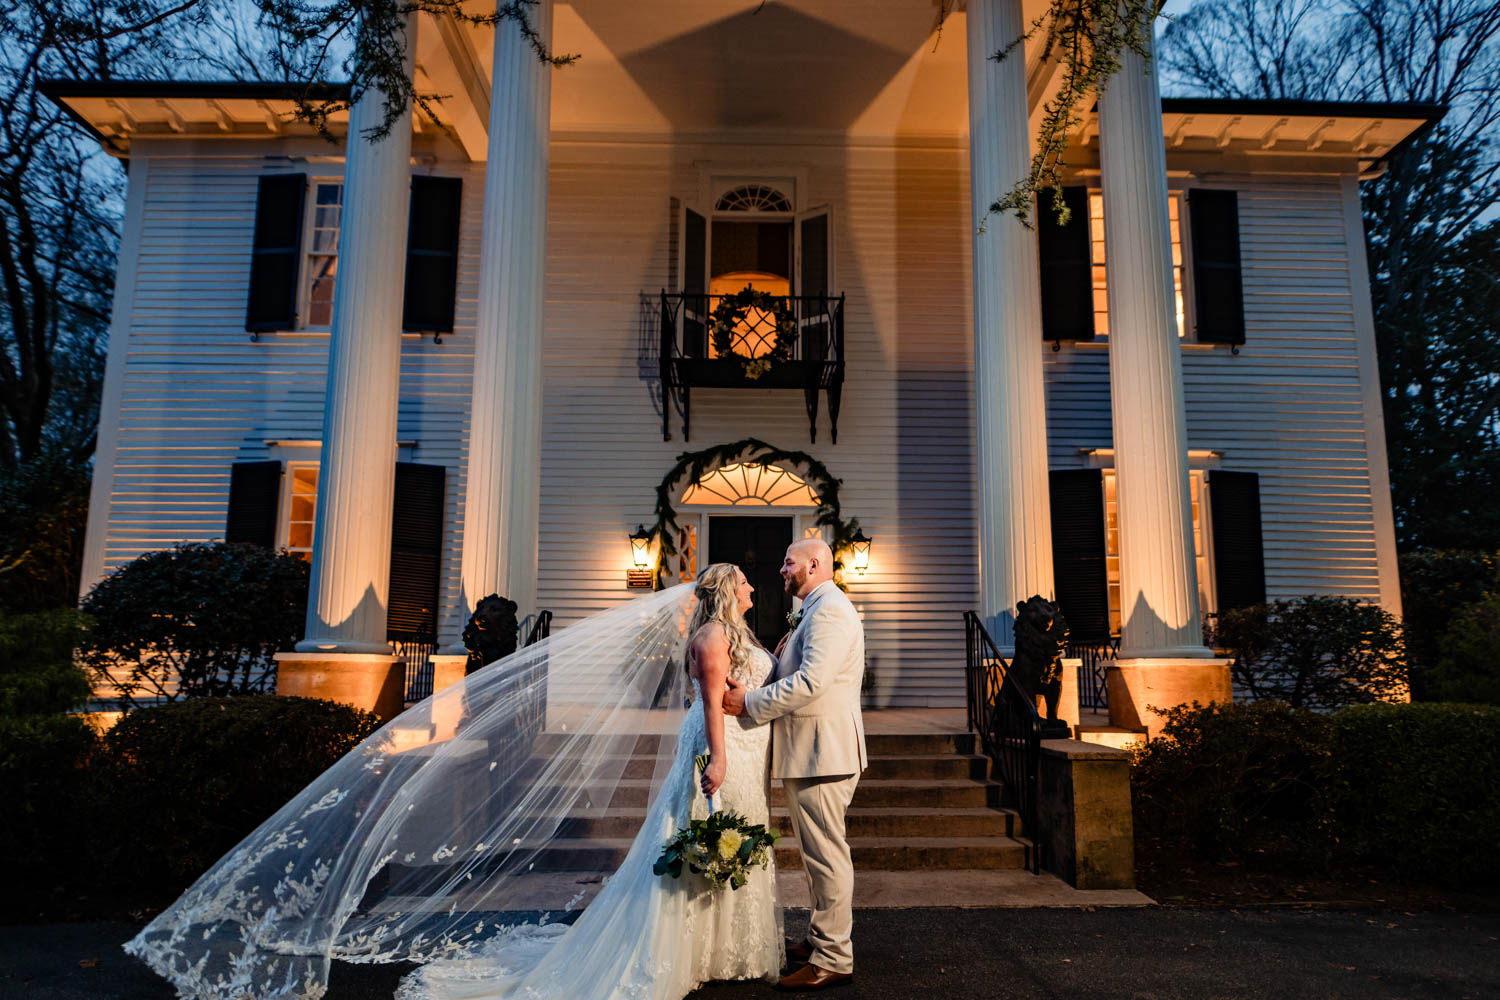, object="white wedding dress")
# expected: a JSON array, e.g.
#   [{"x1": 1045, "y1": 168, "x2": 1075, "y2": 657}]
[{"x1": 395, "y1": 646, "x2": 784, "y2": 1000}]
